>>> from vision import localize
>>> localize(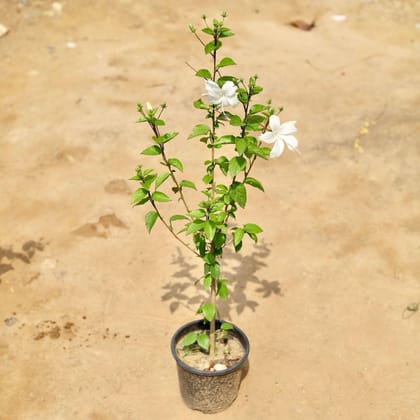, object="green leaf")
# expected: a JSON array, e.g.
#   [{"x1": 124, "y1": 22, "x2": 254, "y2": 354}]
[
  {"x1": 233, "y1": 228, "x2": 244, "y2": 246},
  {"x1": 231, "y1": 183, "x2": 246, "y2": 208},
  {"x1": 201, "y1": 27, "x2": 214, "y2": 35},
  {"x1": 244, "y1": 177, "x2": 264, "y2": 192},
  {"x1": 188, "y1": 124, "x2": 210, "y2": 139},
  {"x1": 193, "y1": 98, "x2": 210, "y2": 110},
  {"x1": 132, "y1": 188, "x2": 148, "y2": 205},
  {"x1": 155, "y1": 132, "x2": 179, "y2": 144},
  {"x1": 210, "y1": 211, "x2": 226, "y2": 224},
  {"x1": 141, "y1": 145, "x2": 161, "y2": 156},
  {"x1": 204, "y1": 221, "x2": 216, "y2": 241},
  {"x1": 219, "y1": 30, "x2": 234, "y2": 38},
  {"x1": 237, "y1": 88, "x2": 249, "y2": 104},
  {"x1": 186, "y1": 220, "x2": 205, "y2": 234},
  {"x1": 218, "y1": 75, "x2": 238, "y2": 85},
  {"x1": 213, "y1": 231, "x2": 226, "y2": 249},
  {"x1": 217, "y1": 57, "x2": 236, "y2": 68},
  {"x1": 235, "y1": 137, "x2": 248, "y2": 154},
  {"x1": 248, "y1": 143, "x2": 270, "y2": 159},
  {"x1": 251, "y1": 85, "x2": 263, "y2": 94},
  {"x1": 170, "y1": 214, "x2": 188, "y2": 222},
  {"x1": 202, "y1": 303, "x2": 216, "y2": 322},
  {"x1": 228, "y1": 156, "x2": 247, "y2": 177},
  {"x1": 167, "y1": 158, "x2": 183, "y2": 172},
  {"x1": 180, "y1": 180, "x2": 197, "y2": 190},
  {"x1": 203, "y1": 274, "x2": 212, "y2": 289},
  {"x1": 197, "y1": 333, "x2": 209, "y2": 351},
  {"x1": 215, "y1": 184, "x2": 228, "y2": 194},
  {"x1": 182, "y1": 332, "x2": 198, "y2": 347},
  {"x1": 210, "y1": 263, "x2": 220, "y2": 279},
  {"x1": 204, "y1": 40, "x2": 221, "y2": 54},
  {"x1": 249, "y1": 104, "x2": 266, "y2": 114},
  {"x1": 142, "y1": 174, "x2": 157, "y2": 189},
  {"x1": 247, "y1": 232, "x2": 258, "y2": 243},
  {"x1": 145, "y1": 211, "x2": 158, "y2": 233},
  {"x1": 188, "y1": 209, "x2": 206, "y2": 218},
  {"x1": 218, "y1": 280, "x2": 228, "y2": 299},
  {"x1": 151, "y1": 191, "x2": 171, "y2": 202},
  {"x1": 229, "y1": 115, "x2": 242, "y2": 126},
  {"x1": 195, "y1": 68, "x2": 212, "y2": 79},
  {"x1": 194, "y1": 234, "x2": 206, "y2": 256},
  {"x1": 202, "y1": 174, "x2": 212, "y2": 185},
  {"x1": 221, "y1": 322, "x2": 233, "y2": 331},
  {"x1": 155, "y1": 172, "x2": 171, "y2": 189},
  {"x1": 214, "y1": 135, "x2": 235, "y2": 146},
  {"x1": 204, "y1": 254, "x2": 216, "y2": 264},
  {"x1": 244, "y1": 223, "x2": 263, "y2": 234},
  {"x1": 246, "y1": 115, "x2": 265, "y2": 125}
]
